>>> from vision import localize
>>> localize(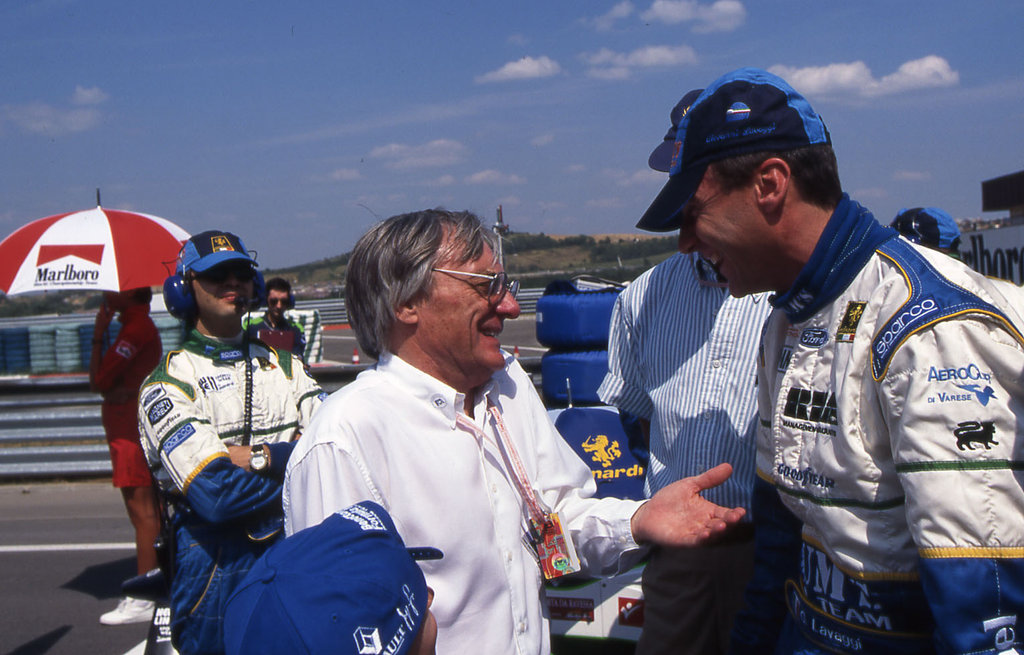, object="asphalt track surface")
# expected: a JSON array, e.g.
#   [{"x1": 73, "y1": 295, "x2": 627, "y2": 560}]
[{"x1": 0, "y1": 315, "x2": 548, "y2": 655}]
